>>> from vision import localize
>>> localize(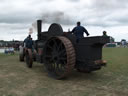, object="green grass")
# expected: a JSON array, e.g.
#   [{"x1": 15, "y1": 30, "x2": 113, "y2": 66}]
[{"x1": 0, "y1": 48, "x2": 128, "y2": 96}]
